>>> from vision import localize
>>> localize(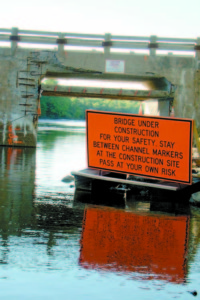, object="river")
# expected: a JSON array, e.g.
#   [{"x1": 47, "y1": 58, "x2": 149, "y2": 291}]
[{"x1": 0, "y1": 119, "x2": 200, "y2": 299}]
